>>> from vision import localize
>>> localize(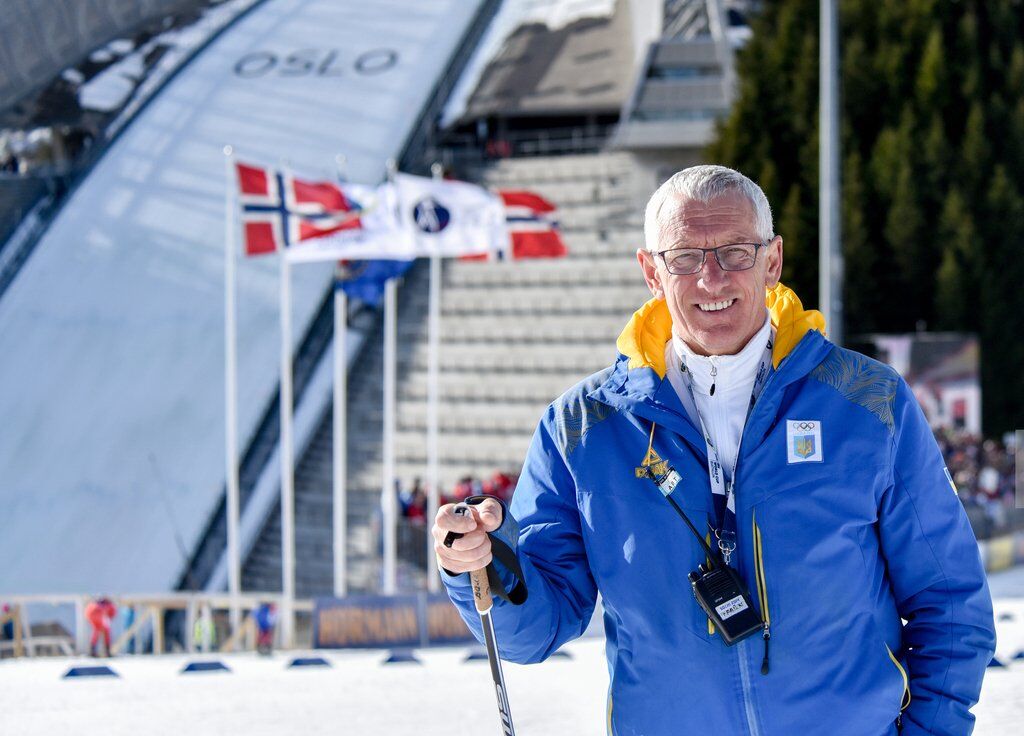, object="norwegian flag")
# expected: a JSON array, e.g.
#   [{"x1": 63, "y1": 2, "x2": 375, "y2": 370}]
[
  {"x1": 500, "y1": 190, "x2": 566, "y2": 258},
  {"x1": 461, "y1": 190, "x2": 567, "y2": 261},
  {"x1": 236, "y1": 162, "x2": 365, "y2": 256}
]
